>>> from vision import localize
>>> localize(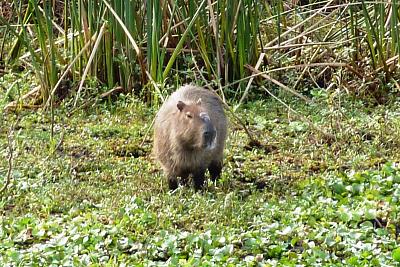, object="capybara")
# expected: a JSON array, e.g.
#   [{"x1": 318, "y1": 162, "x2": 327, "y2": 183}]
[{"x1": 153, "y1": 85, "x2": 228, "y2": 190}]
